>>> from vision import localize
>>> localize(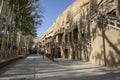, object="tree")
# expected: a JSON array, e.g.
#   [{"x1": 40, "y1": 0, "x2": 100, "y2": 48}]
[
  {"x1": 9, "y1": 0, "x2": 43, "y2": 55},
  {"x1": 0, "y1": 0, "x2": 43, "y2": 59},
  {"x1": 0, "y1": 0, "x2": 8, "y2": 33}
]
